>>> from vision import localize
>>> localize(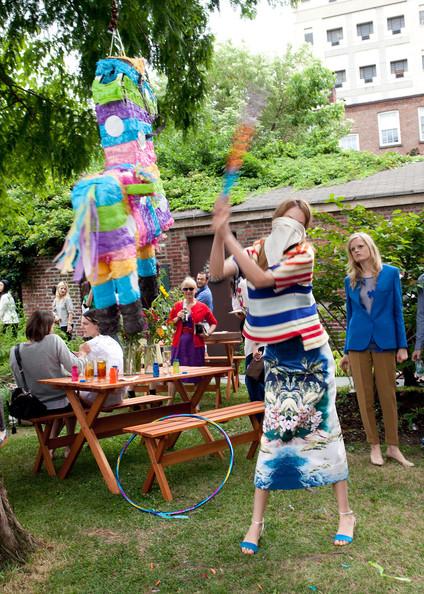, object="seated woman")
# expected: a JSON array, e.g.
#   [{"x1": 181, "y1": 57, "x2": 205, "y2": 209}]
[
  {"x1": 78, "y1": 310, "x2": 126, "y2": 409},
  {"x1": 9, "y1": 310, "x2": 82, "y2": 444}
]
